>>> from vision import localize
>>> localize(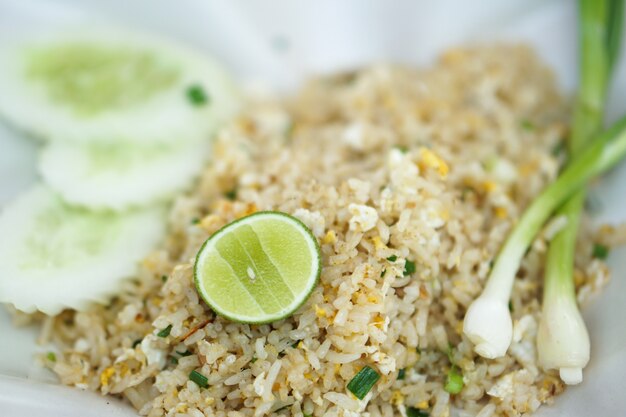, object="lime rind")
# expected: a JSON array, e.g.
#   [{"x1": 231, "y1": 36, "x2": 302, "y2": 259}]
[{"x1": 194, "y1": 211, "x2": 322, "y2": 324}]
